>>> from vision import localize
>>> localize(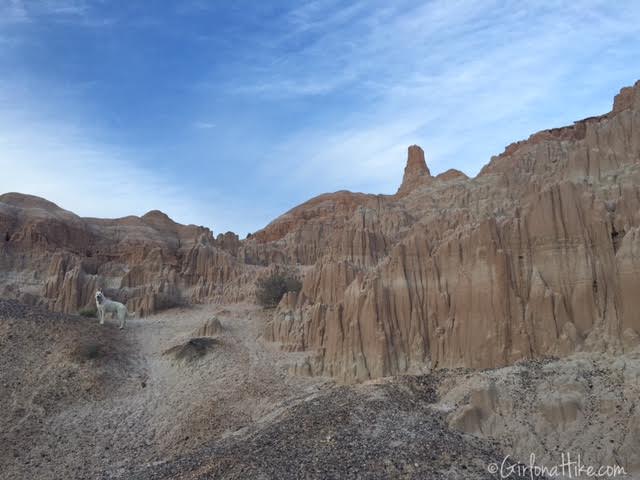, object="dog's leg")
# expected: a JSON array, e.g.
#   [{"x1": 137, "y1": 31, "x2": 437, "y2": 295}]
[
  {"x1": 99, "y1": 307, "x2": 105, "y2": 325},
  {"x1": 118, "y1": 307, "x2": 126, "y2": 330}
]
